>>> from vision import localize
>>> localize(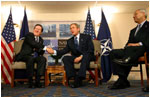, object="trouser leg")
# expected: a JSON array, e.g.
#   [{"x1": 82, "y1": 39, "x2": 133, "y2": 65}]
[
  {"x1": 35, "y1": 56, "x2": 46, "y2": 83},
  {"x1": 62, "y1": 56, "x2": 76, "y2": 79}
]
